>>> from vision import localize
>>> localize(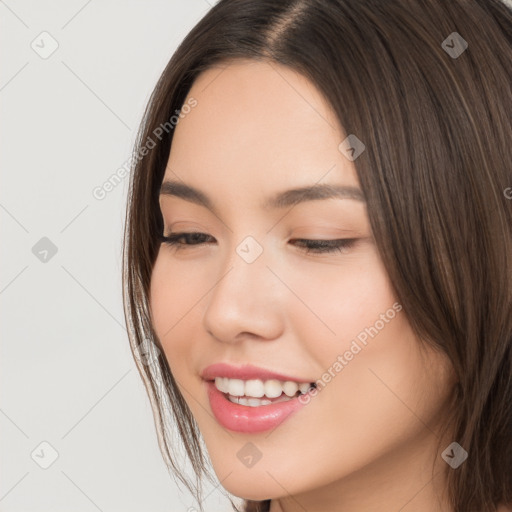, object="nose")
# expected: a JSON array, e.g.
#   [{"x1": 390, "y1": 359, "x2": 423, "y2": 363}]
[{"x1": 202, "y1": 243, "x2": 285, "y2": 344}]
